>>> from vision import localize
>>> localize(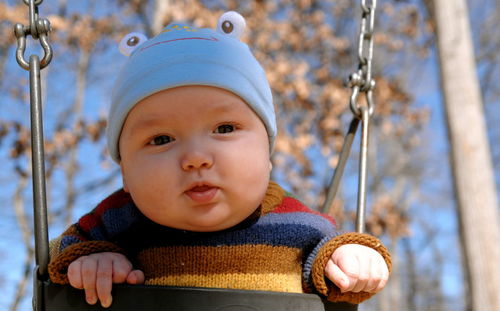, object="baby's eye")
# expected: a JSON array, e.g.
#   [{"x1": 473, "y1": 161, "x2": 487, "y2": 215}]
[
  {"x1": 215, "y1": 124, "x2": 235, "y2": 134},
  {"x1": 149, "y1": 135, "x2": 174, "y2": 145}
]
